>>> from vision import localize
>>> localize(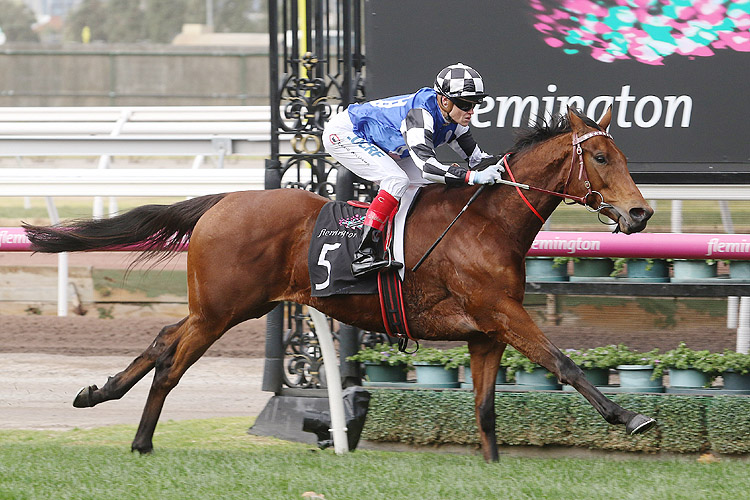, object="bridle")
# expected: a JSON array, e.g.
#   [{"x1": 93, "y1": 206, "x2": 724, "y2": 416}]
[
  {"x1": 503, "y1": 129, "x2": 617, "y2": 226},
  {"x1": 413, "y1": 129, "x2": 620, "y2": 273}
]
